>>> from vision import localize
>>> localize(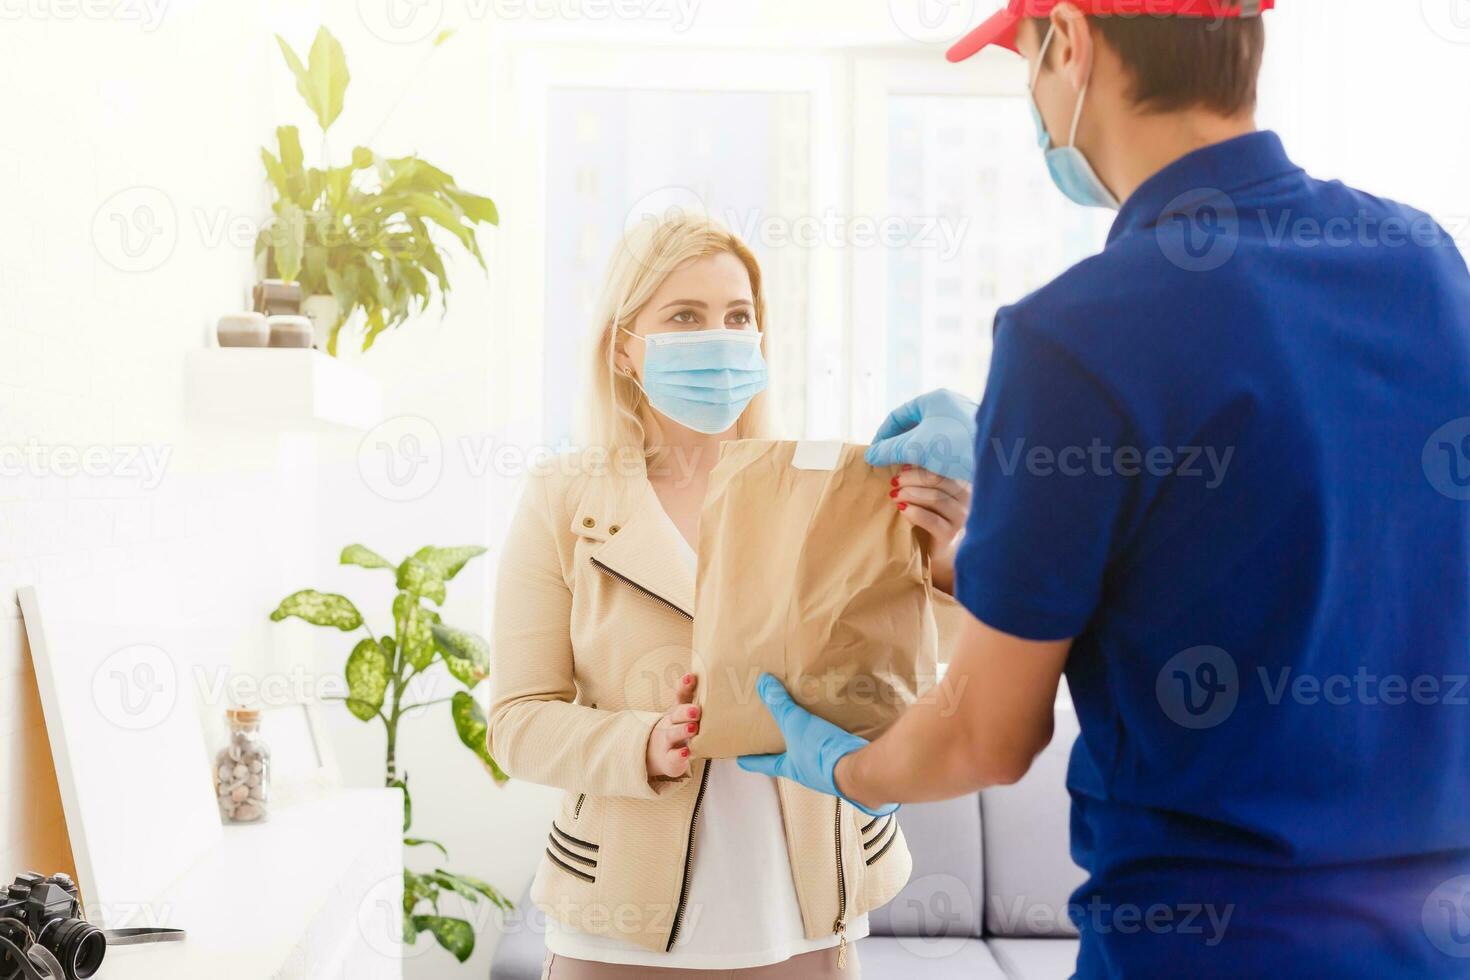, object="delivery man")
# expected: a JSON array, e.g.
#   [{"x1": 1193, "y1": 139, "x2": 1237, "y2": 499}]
[{"x1": 738, "y1": 1, "x2": 1470, "y2": 976}]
